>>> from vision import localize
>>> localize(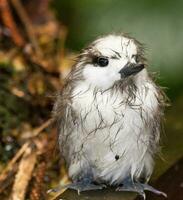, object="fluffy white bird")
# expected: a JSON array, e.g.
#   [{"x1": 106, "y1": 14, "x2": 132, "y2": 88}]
[{"x1": 53, "y1": 34, "x2": 167, "y2": 199}]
